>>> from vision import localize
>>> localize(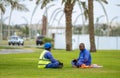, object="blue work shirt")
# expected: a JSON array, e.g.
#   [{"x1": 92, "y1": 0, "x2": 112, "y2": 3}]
[
  {"x1": 44, "y1": 51, "x2": 58, "y2": 63},
  {"x1": 77, "y1": 49, "x2": 92, "y2": 66}
]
